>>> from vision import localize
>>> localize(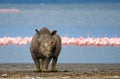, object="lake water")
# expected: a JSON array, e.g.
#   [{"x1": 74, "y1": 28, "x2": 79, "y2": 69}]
[{"x1": 0, "y1": 3, "x2": 120, "y2": 63}]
